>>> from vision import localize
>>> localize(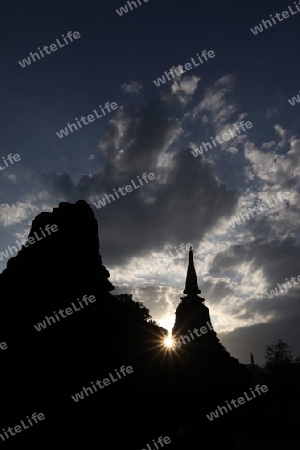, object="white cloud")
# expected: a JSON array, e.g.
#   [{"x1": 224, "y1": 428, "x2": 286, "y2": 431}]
[
  {"x1": 0, "y1": 203, "x2": 32, "y2": 226},
  {"x1": 171, "y1": 74, "x2": 201, "y2": 105}
]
